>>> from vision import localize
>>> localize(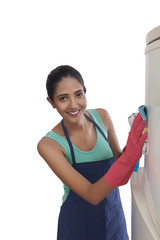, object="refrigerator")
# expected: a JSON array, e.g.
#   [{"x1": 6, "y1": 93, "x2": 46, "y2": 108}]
[{"x1": 131, "y1": 25, "x2": 160, "y2": 240}]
